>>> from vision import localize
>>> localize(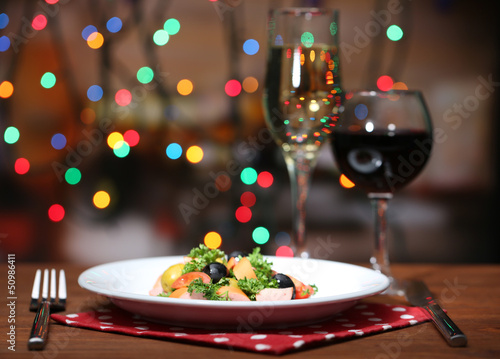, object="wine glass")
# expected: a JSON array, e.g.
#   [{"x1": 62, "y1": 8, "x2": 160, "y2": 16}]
[
  {"x1": 263, "y1": 7, "x2": 343, "y2": 258},
  {"x1": 331, "y1": 90, "x2": 433, "y2": 295}
]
